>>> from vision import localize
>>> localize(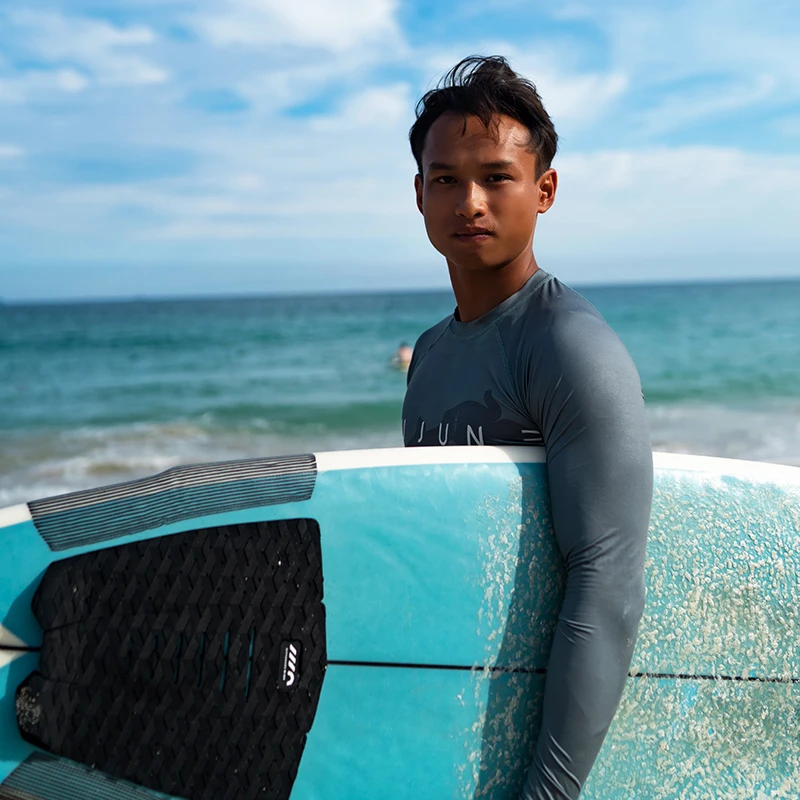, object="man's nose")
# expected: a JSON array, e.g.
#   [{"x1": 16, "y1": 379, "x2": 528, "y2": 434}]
[{"x1": 455, "y1": 182, "x2": 487, "y2": 218}]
